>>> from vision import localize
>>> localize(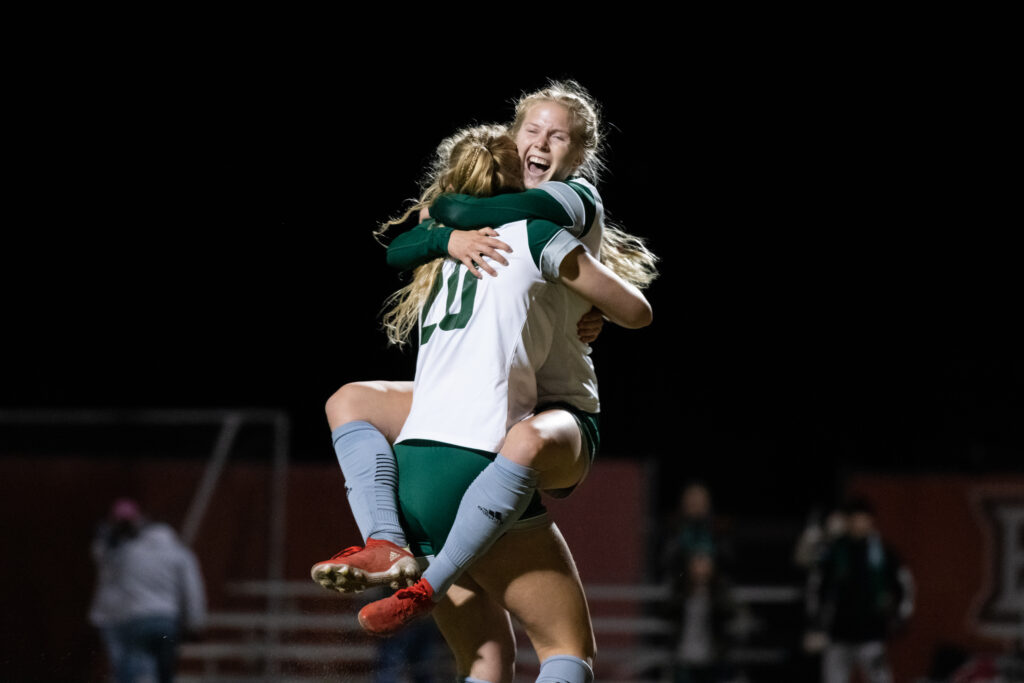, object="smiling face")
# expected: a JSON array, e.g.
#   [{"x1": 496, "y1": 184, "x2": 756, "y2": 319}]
[{"x1": 514, "y1": 101, "x2": 582, "y2": 188}]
